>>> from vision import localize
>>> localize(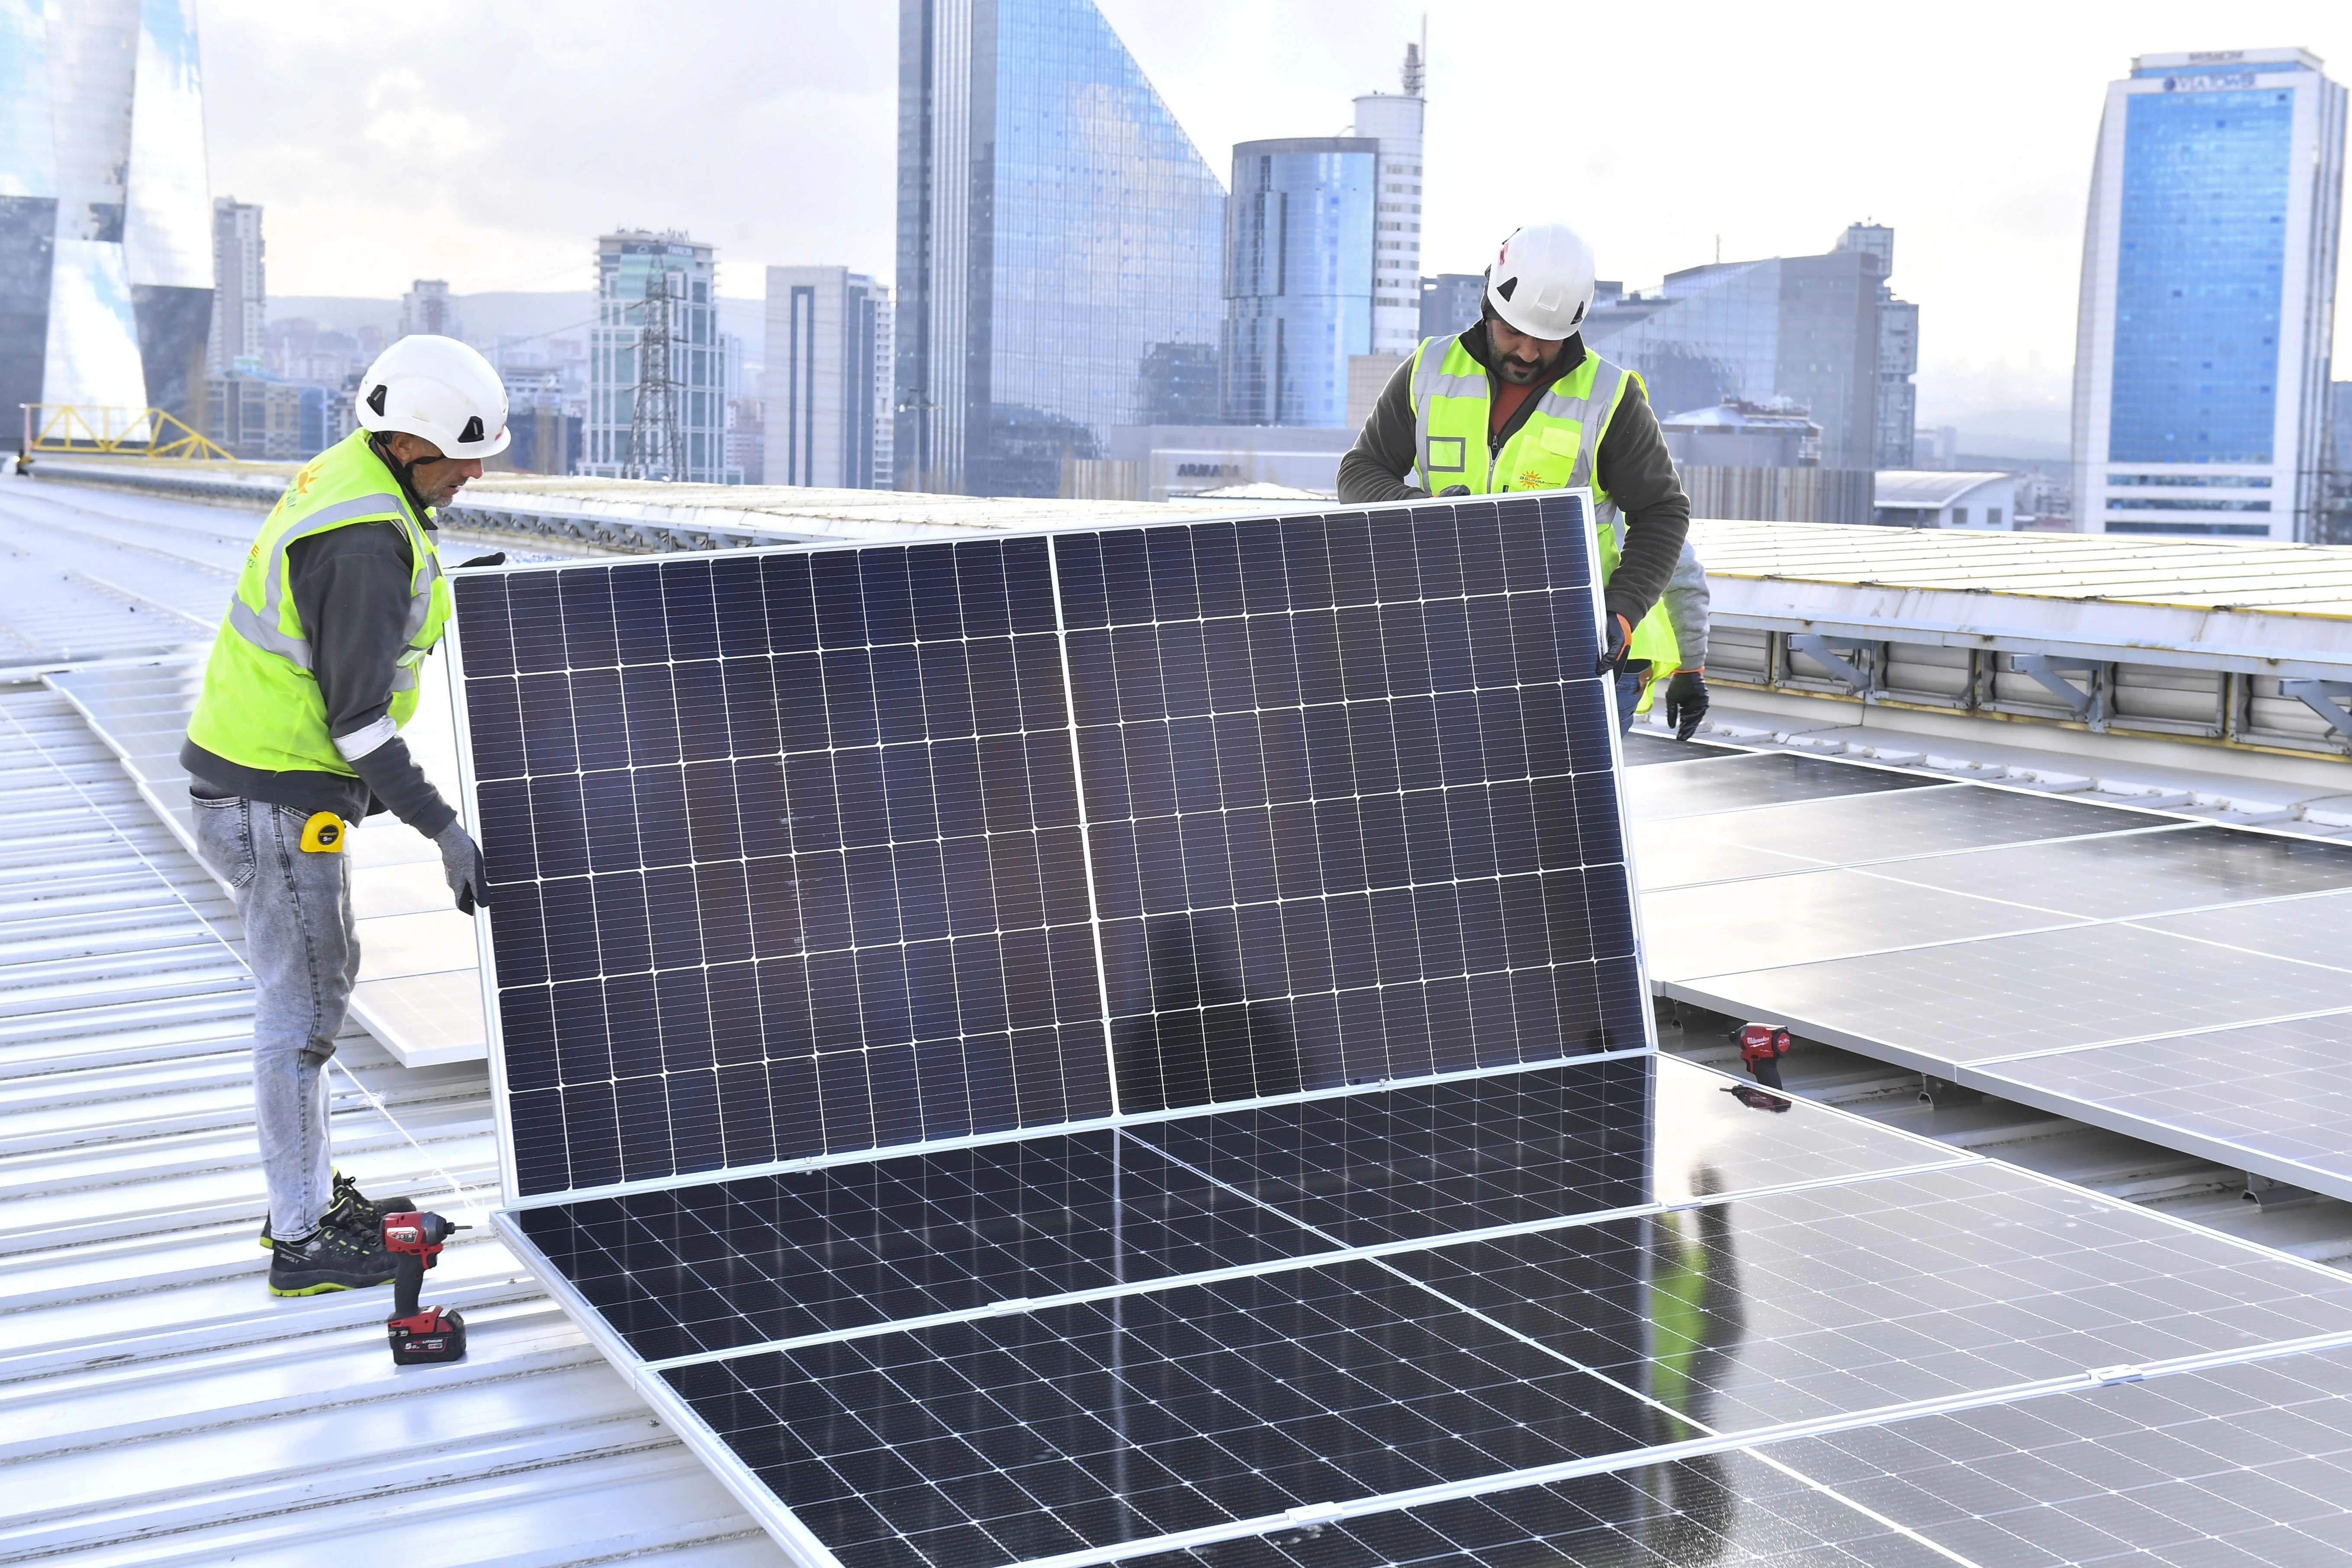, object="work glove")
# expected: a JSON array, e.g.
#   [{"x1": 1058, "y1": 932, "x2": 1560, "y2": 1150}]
[
  {"x1": 1437, "y1": 485, "x2": 1471, "y2": 497},
  {"x1": 435, "y1": 820, "x2": 491, "y2": 916},
  {"x1": 1595, "y1": 613, "x2": 1635, "y2": 676},
  {"x1": 456, "y1": 552, "x2": 507, "y2": 569},
  {"x1": 1663, "y1": 668, "x2": 1710, "y2": 741}
]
